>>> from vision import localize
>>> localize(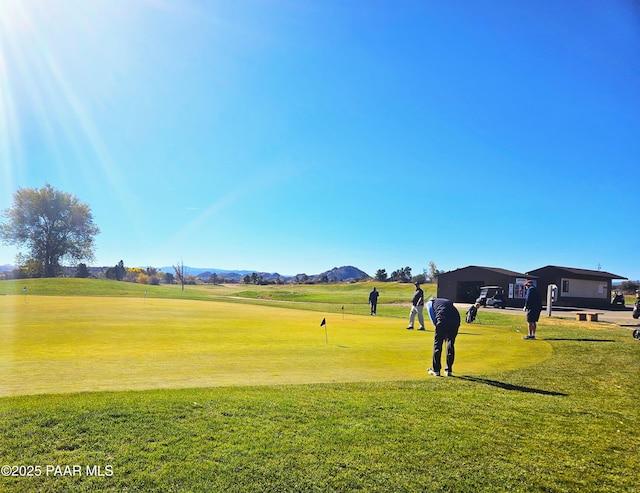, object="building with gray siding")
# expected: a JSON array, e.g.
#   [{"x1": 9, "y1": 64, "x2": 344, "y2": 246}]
[
  {"x1": 525, "y1": 266, "x2": 627, "y2": 308},
  {"x1": 437, "y1": 264, "x2": 628, "y2": 309}
]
